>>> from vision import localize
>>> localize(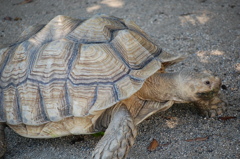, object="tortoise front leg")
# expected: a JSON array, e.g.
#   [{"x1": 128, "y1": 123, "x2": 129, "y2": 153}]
[
  {"x1": 92, "y1": 103, "x2": 137, "y2": 159},
  {"x1": 194, "y1": 94, "x2": 227, "y2": 117},
  {"x1": 0, "y1": 123, "x2": 6, "y2": 158}
]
